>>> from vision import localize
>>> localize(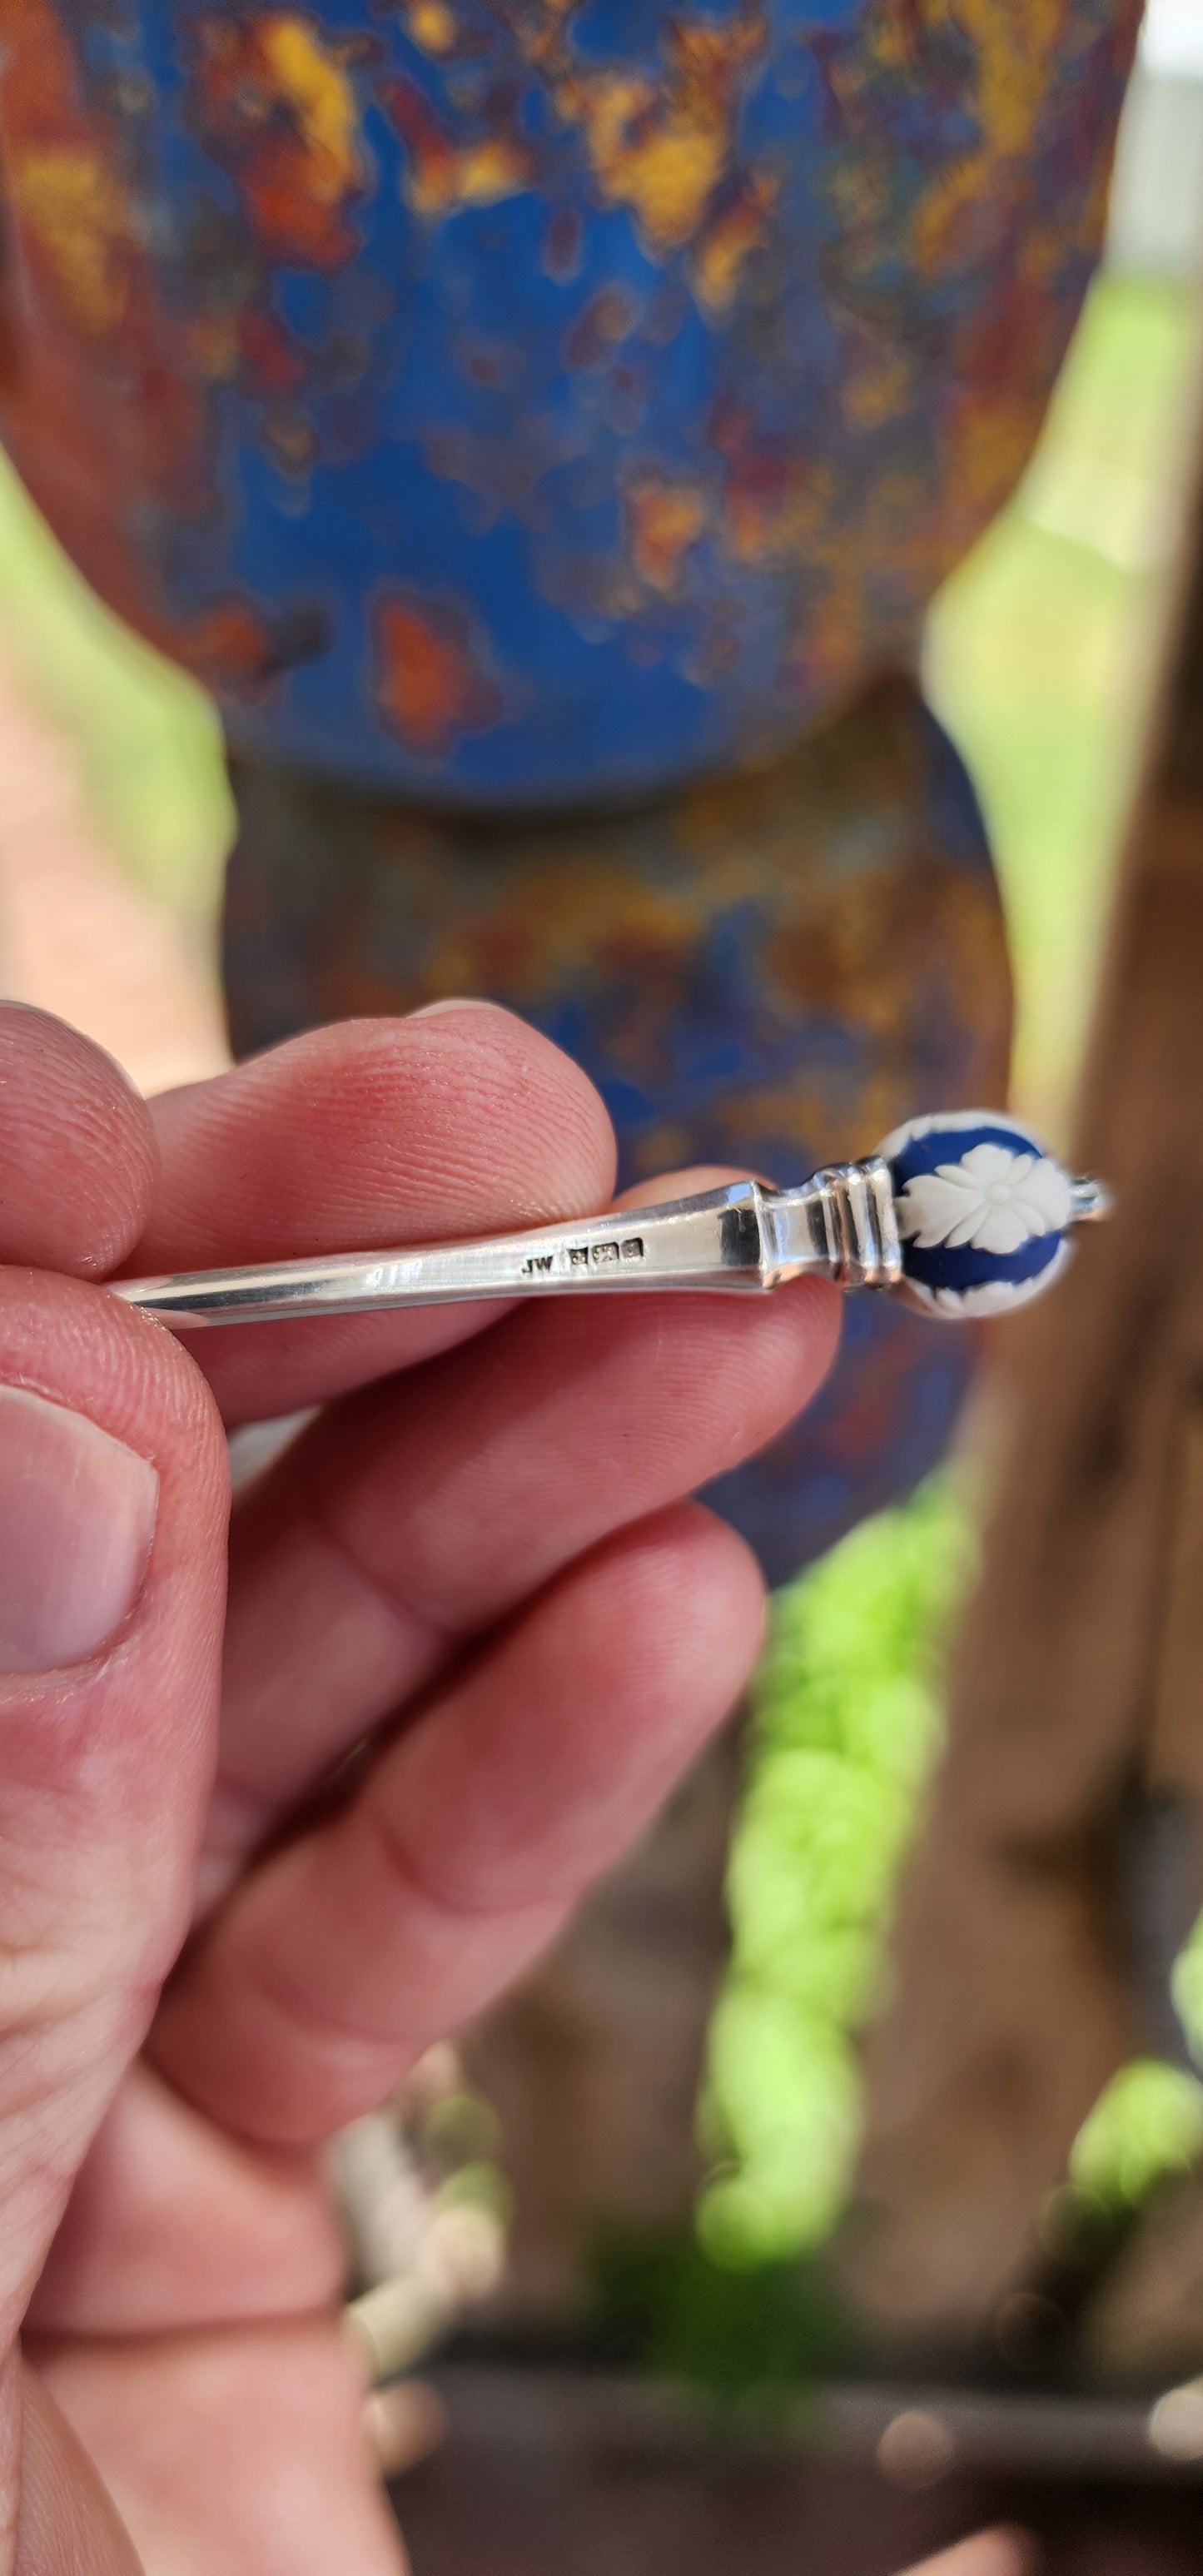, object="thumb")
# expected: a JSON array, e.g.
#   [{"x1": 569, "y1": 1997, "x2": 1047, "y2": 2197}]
[
  {"x1": 14, "y1": 2360, "x2": 142, "y2": 2574},
  {"x1": 0, "y1": 1011, "x2": 228, "y2": 2546},
  {"x1": 0, "y1": 1274, "x2": 228, "y2": 2332}
]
